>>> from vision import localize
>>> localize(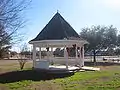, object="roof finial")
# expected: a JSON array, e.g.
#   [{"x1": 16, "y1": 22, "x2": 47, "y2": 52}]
[{"x1": 57, "y1": 10, "x2": 59, "y2": 13}]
